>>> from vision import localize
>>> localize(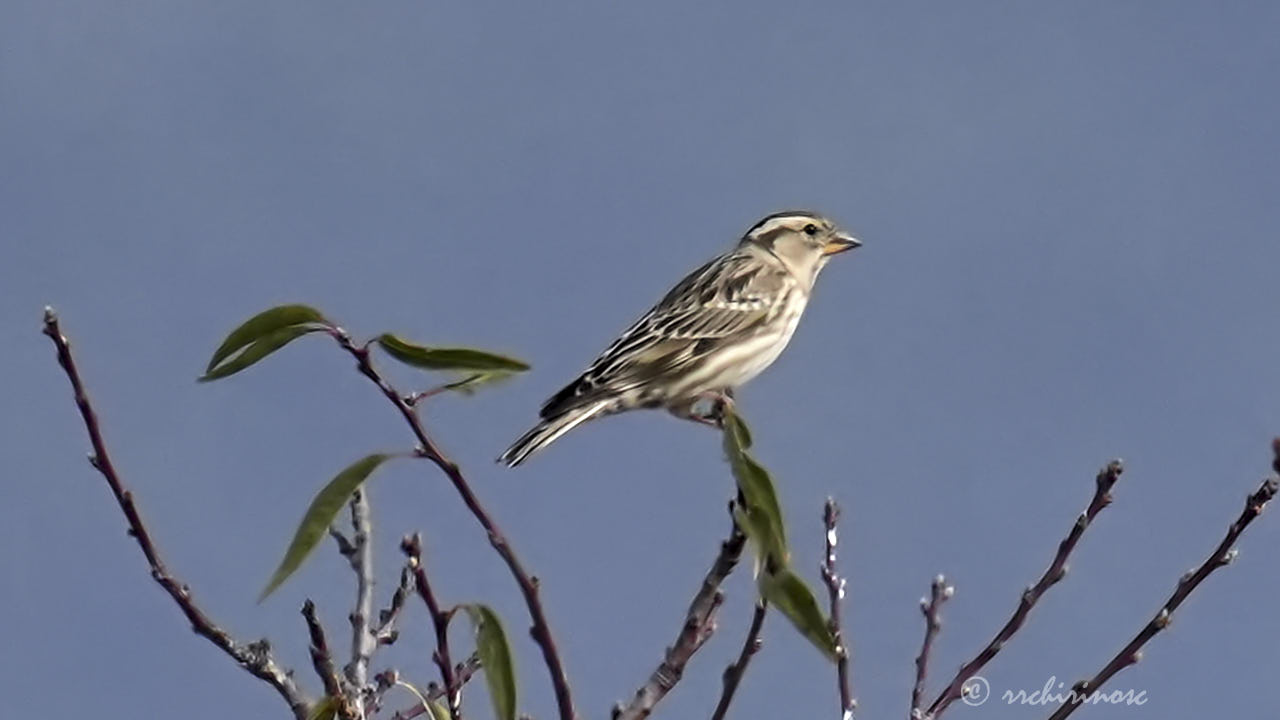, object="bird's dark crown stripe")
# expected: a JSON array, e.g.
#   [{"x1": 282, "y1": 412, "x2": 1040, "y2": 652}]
[{"x1": 744, "y1": 210, "x2": 822, "y2": 237}]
